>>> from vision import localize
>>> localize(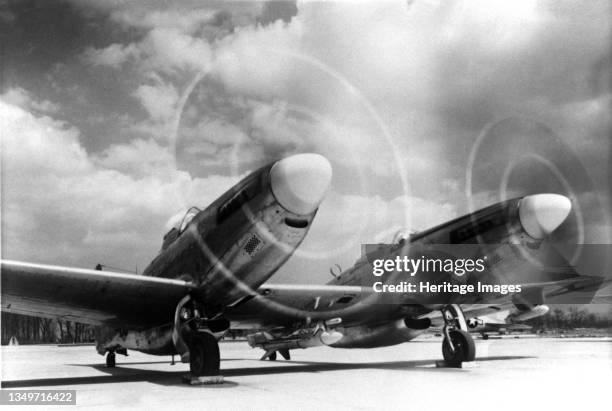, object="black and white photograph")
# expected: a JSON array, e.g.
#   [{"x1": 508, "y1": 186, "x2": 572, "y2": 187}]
[{"x1": 1, "y1": 0, "x2": 611, "y2": 410}]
